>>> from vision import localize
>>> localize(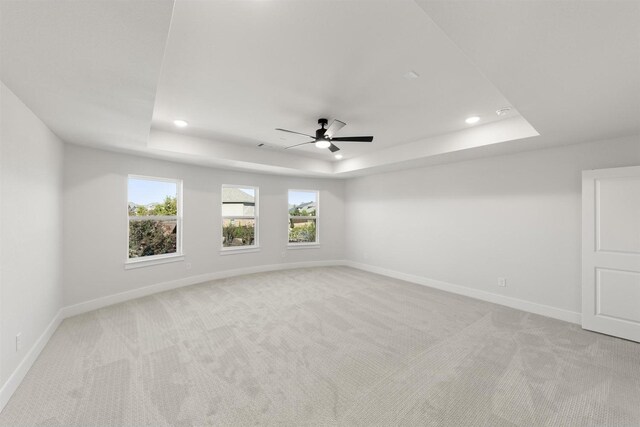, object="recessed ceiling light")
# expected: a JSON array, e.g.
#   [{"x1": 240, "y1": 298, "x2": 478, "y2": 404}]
[
  {"x1": 315, "y1": 139, "x2": 330, "y2": 149},
  {"x1": 465, "y1": 116, "x2": 480, "y2": 124},
  {"x1": 173, "y1": 119, "x2": 188, "y2": 128},
  {"x1": 403, "y1": 70, "x2": 419, "y2": 79},
  {"x1": 334, "y1": 154, "x2": 343, "y2": 159}
]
